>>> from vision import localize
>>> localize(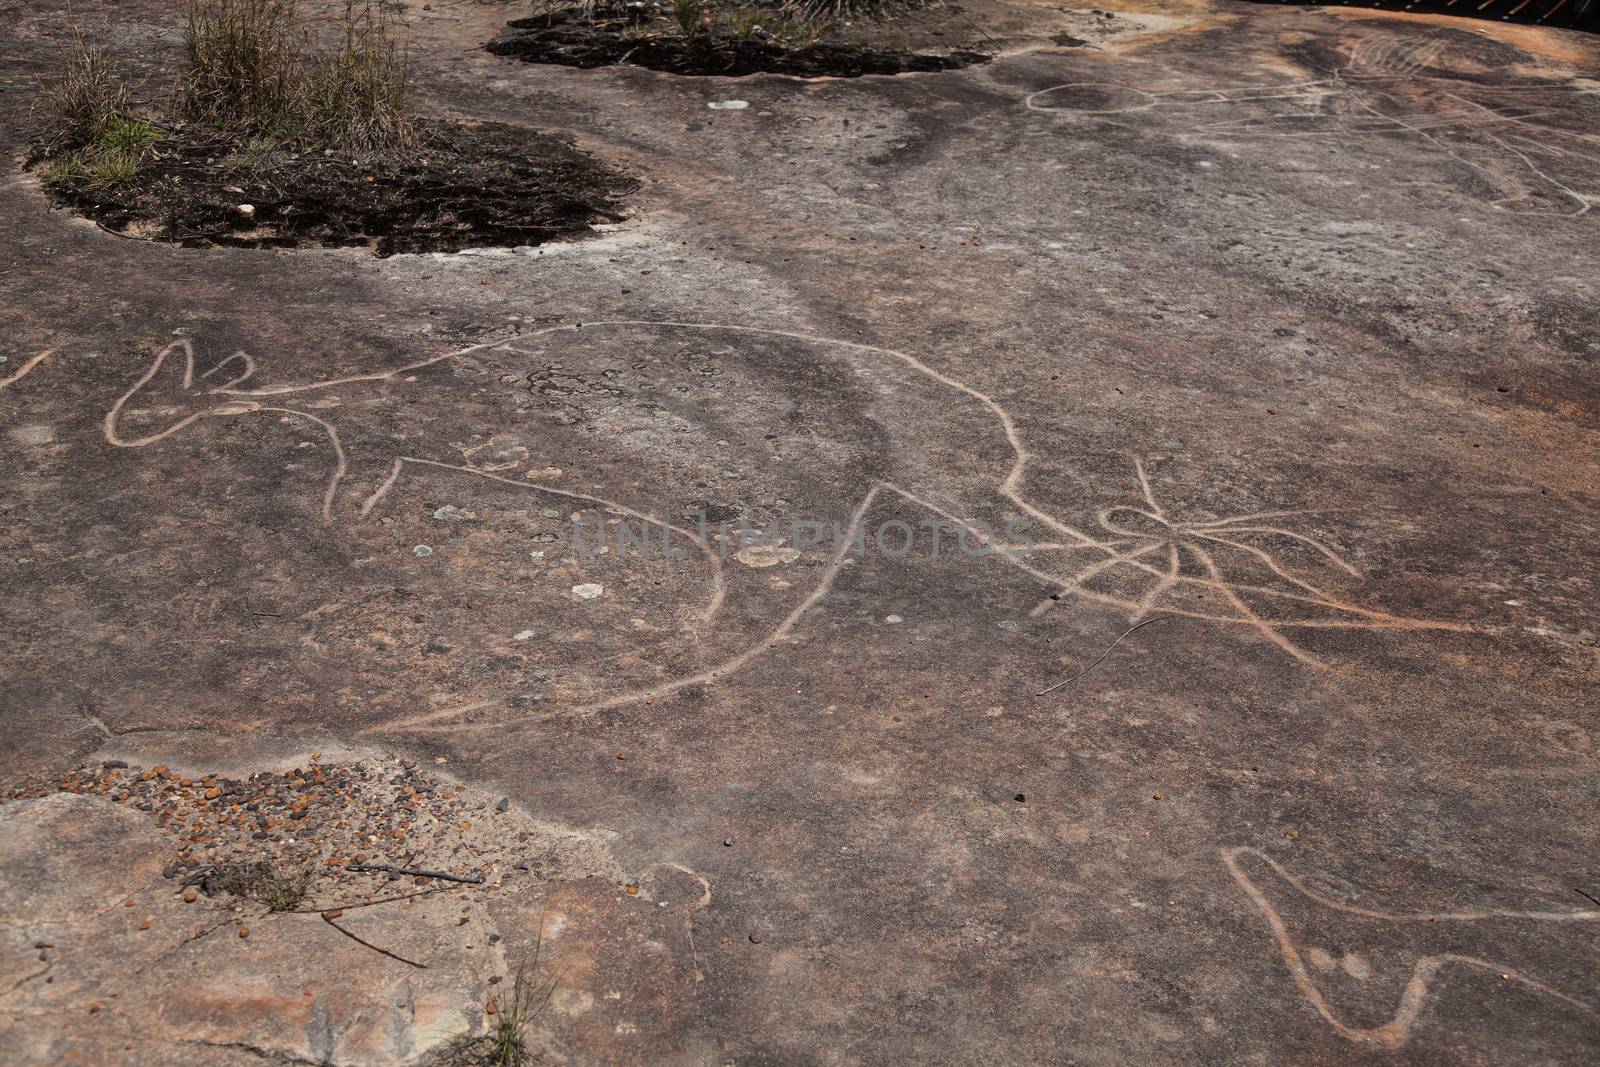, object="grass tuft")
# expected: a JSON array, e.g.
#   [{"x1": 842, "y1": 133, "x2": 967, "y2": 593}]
[
  {"x1": 780, "y1": 0, "x2": 929, "y2": 25},
  {"x1": 305, "y1": 1, "x2": 411, "y2": 153},
  {"x1": 195, "y1": 859, "x2": 313, "y2": 911},
  {"x1": 179, "y1": 0, "x2": 411, "y2": 153},
  {"x1": 41, "y1": 35, "x2": 129, "y2": 147},
  {"x1": 671, "y1": 0, "x2": 707, "y2": 37},
  {"x1": 37, "y1": 41, "x2": 160, "y2": 190},
  {"x1": 179, "y1": 0, "x2": 303, "y2": 133},
  {"x1": 433, "y1": 899, "x2": 564, "y2": 1067},
  {"x1": 86, "y1": 150, "x2": 142, "y2": 187},
  {"x1": 101, "y1": 115, "x2": 164, "y2": 153}
]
